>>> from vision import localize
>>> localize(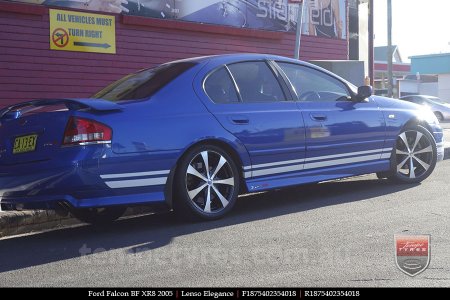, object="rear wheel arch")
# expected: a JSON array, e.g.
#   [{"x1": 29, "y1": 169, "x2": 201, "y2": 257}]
[
  {"x1": 182, "y1": 139, "x2": 247, "y2": 191},
  {"x1": 166, "y1": 139, "x2": 248, "y2": 209},
  {"x1": 171, "y1": 141, "x2": 243, "y2": 220}
]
